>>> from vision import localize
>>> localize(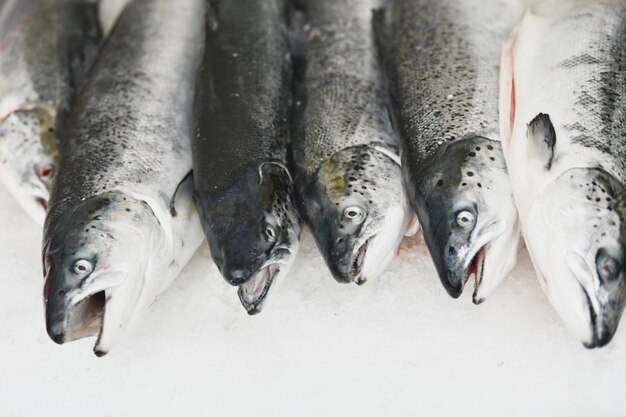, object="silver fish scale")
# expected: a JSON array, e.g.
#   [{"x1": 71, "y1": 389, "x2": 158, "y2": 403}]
[
  {"x1": 0, "y1": 0, "x2": 61, "y2": 114},
  {"x1": 293, "y1": 0, "x2": 396, "y2": 177},
  {"x1": 384, "y1": 0, "x2": 519, "y2": 170},
  {"x1": 46, "y1": 0, "x2": 204, "y2": 224},
  {"x1": 555, "y1": 2, "x2": 626, "y2": 182}
]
